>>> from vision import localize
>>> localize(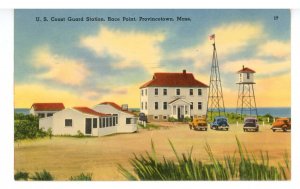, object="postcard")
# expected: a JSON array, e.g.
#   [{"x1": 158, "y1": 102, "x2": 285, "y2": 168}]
[{"x1": 14, "y1": 9, "x2": 291, "y2": 181}]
